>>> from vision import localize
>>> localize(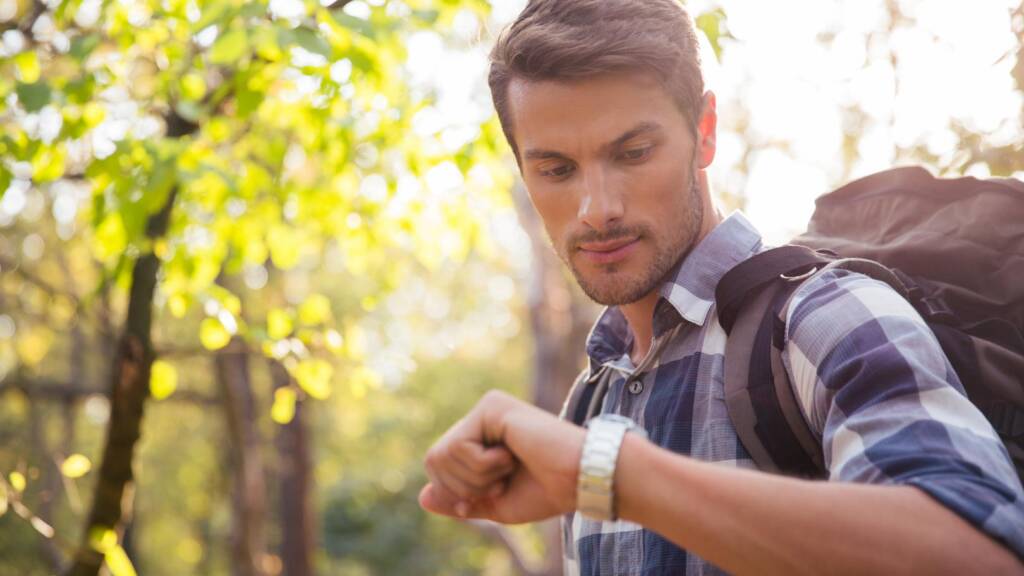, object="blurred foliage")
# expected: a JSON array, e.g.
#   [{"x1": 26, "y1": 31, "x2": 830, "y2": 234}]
[{"x1": 2, "y1": 0, "x2": 1018, "y2": 574}]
